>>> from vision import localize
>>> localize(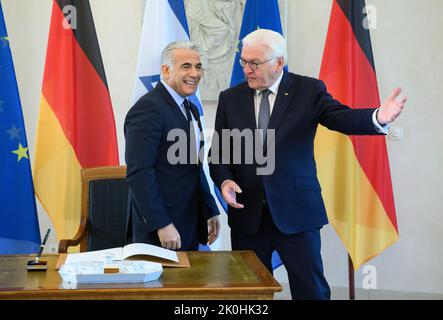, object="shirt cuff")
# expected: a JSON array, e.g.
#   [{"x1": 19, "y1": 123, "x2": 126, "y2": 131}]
[{"x1": 372, "y1": 108, "x2": 389, "y2": 135}]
